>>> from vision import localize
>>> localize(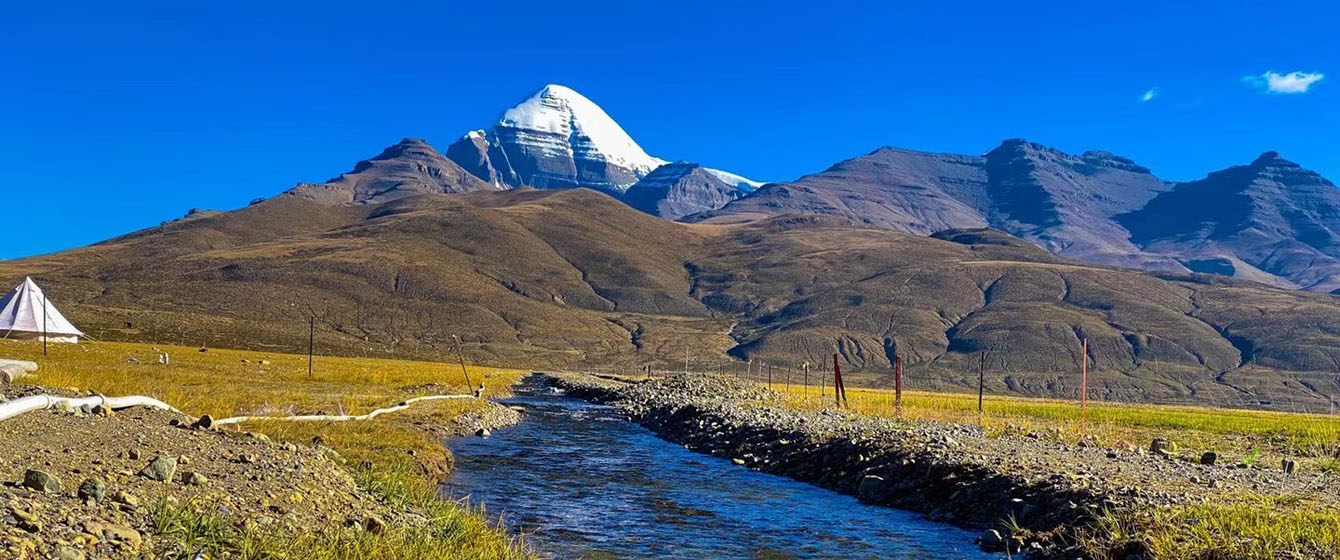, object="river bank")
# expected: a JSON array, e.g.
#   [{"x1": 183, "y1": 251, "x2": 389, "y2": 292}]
[
  {"x1": 549, "y1": 371, "x2": 1340, "y2": 559},
  {"x1": 445, "y1": 376, "x2": 993, "y2": 559},
  {"x1": 0, "y1": 340, "x2": 531, "y2": 560}
]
